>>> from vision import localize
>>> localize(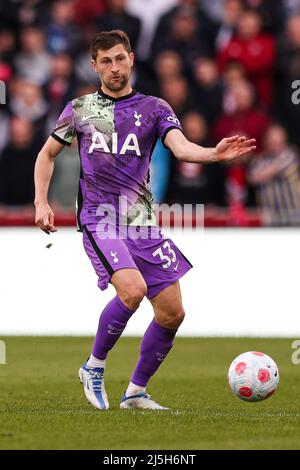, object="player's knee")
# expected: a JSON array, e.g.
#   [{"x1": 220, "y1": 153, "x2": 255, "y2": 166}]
[
  {"x1": 121, "y1": 283, "x2": 147, "y2": 310},
  {"x1": 159, "y1": 307, "x2": 185, "y2": 329},
  {"x1": 170, "y1": 308, "x2": 185, "y2": 328}
]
